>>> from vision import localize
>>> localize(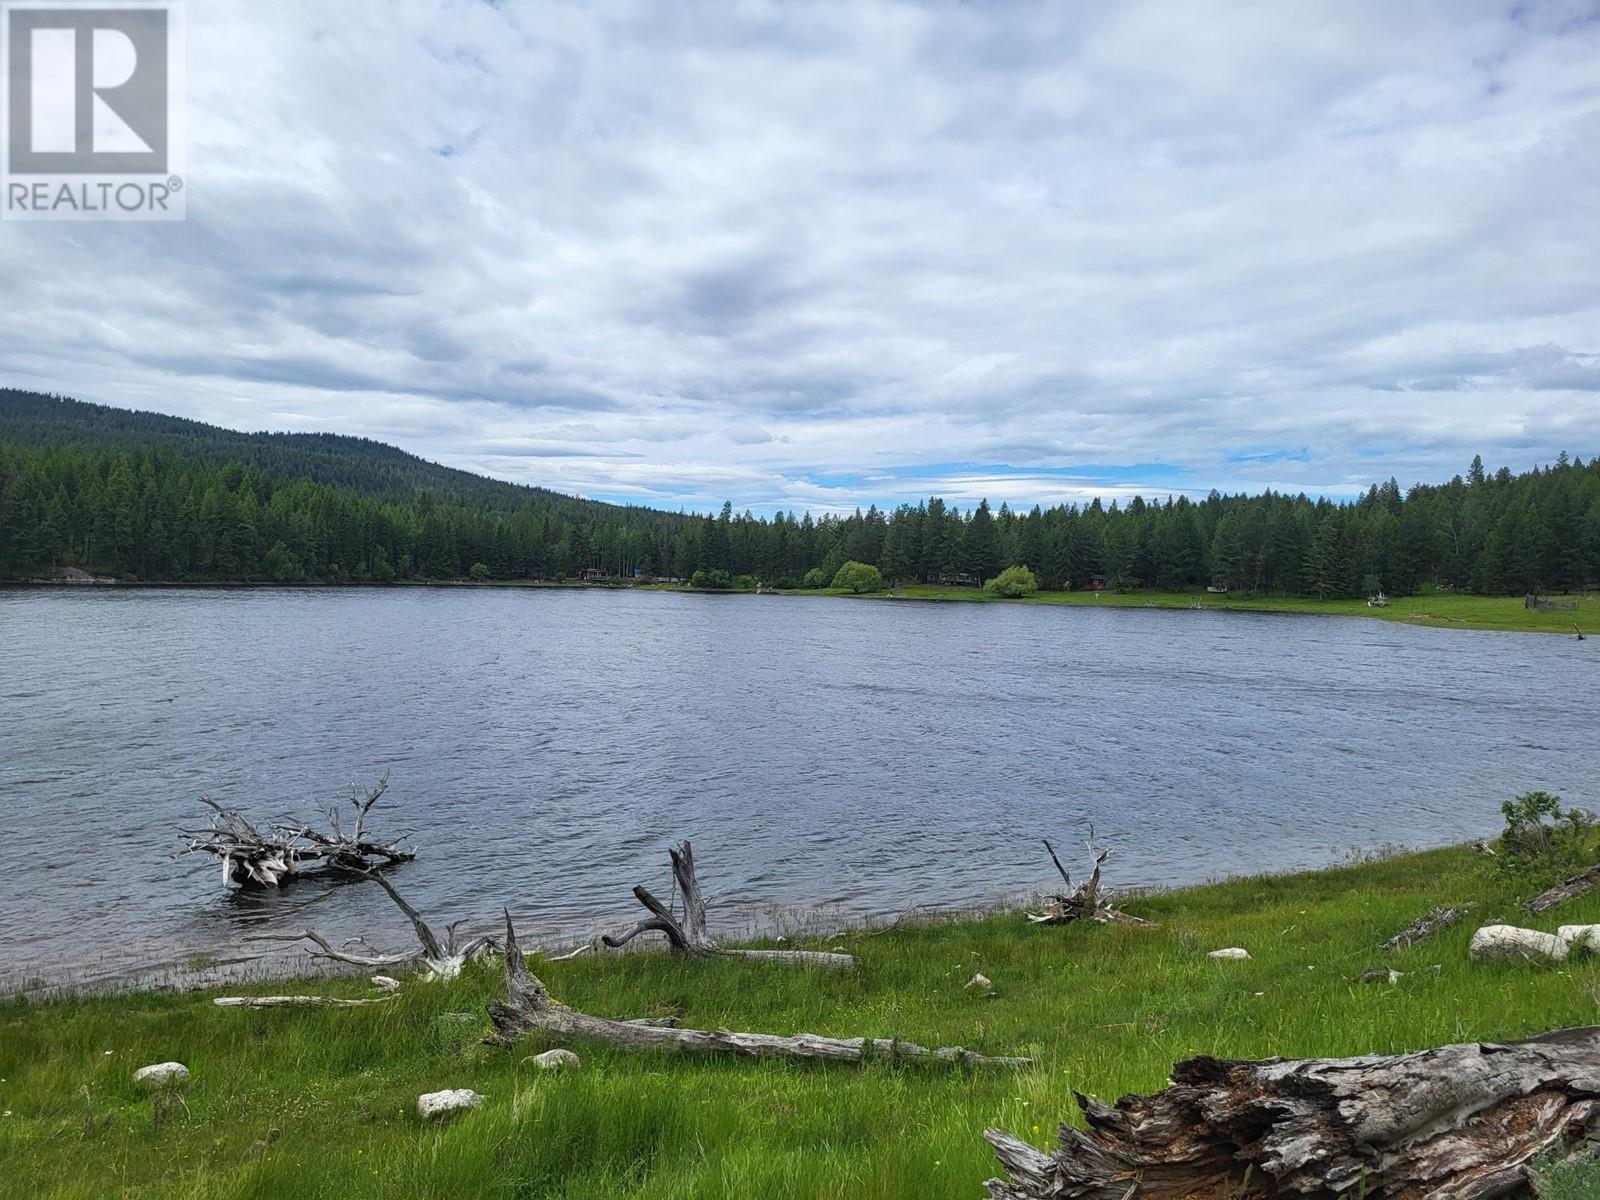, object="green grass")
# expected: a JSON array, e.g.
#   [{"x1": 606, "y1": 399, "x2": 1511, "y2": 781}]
[
  {"x1": 7, "y1": 846, "x2": 1600, "y2": 1197},
  {"x1": 800, "y1": 584, "x2": 1598, "y2": 634}
]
